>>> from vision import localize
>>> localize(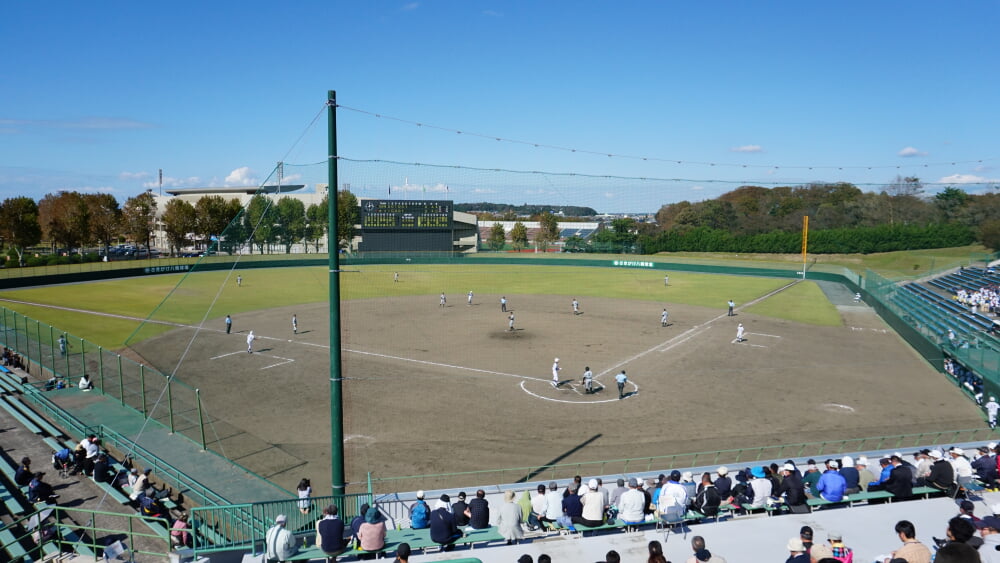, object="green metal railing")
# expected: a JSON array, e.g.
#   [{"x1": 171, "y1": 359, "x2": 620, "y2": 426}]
[{"x1": 0, "y1": 506, "x2": 171, "y2": 562}]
